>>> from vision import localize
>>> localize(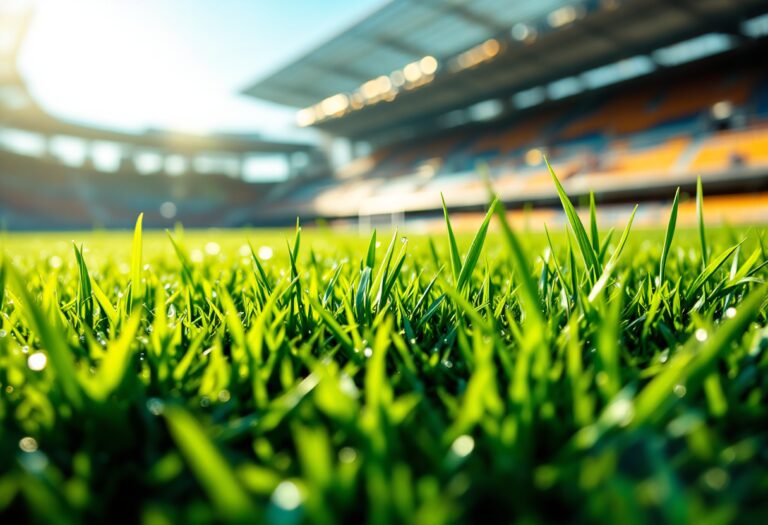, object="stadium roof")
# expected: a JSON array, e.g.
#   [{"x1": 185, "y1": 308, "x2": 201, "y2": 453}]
[
  {"x1": 243, "y1": 0, "x2": 768, "y2": 140},
  {"x1": 242, "y1": 0, "x2": 574, "y2": 107}
]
